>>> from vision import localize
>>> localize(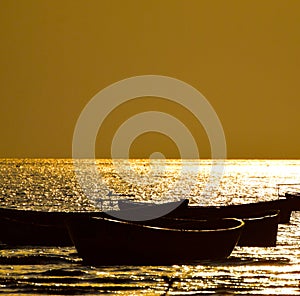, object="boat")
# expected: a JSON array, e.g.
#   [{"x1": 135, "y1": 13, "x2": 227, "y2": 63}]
[
  {"x1": 140, "y1": 210, "x2": 279, "y2": 247},
  {"x1": 117, "y1": 199, "x2": 189, "y2": 220},
  {"x1": 0, "y1": 207, "x2": 106, "y2": 246},
  {"x1": 236, "y1": 210, "x2": 279, "y2": 247},
  {"x1": 66, "y1": 216, "x2": 244, "y2": 265},
  {"x1": 0, "y1": 197, "x2": 283, "y2": 247},
  {"x1": 119, "y1": 197, "x2": 292, "y2": 223},
  {"x1": 284, "y1": 192, "x2": 300, "y2": 210},
  {"x1": 277, "y1": 183, "x2": 300, "y2": 211},
  {"x1": 149, "y1": 210, "x2": 279, "y2": 247},
  {"x1": 170, "y1": 199, "x2": 292, "y2": 224},
  {"x1": 0, "y1": 201, "x2": 189, "y2": 246},
  {"x1": 118, "y1": 201, "x2": 280, "y2": 247}
]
